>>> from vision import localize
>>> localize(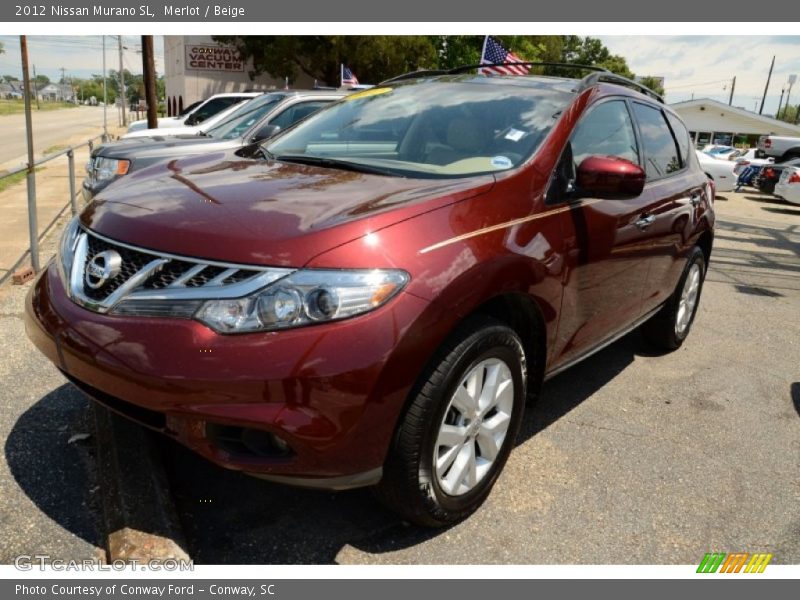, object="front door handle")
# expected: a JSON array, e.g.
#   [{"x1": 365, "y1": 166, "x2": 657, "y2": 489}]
[{"x1": 635, "y1": 214, "x2": 656, "y2": 230}]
